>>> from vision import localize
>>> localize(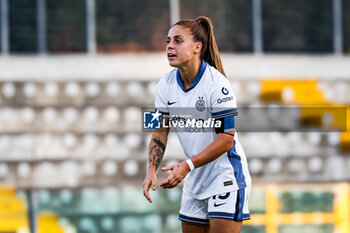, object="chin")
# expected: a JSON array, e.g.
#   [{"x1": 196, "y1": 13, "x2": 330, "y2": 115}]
[{"x1": 168, "y1": 60, "x2": 180, "y2": 68}]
